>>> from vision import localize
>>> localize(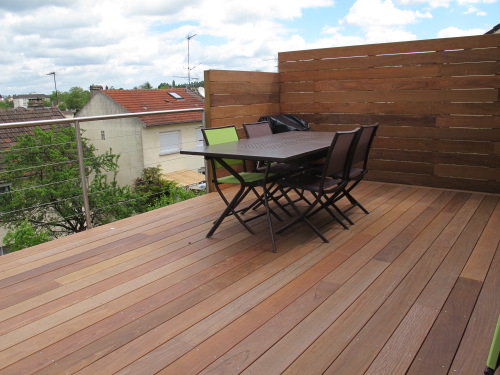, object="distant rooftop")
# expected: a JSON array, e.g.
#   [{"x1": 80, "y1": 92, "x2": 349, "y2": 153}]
[
  {"x1": 102, "y1": 88, "x2": 204, "y2": 127},
  {"x1": 0, "y1": 107, "x2": 64, "y2": 125},
  {"x1": 0, "y1": 107, "x2": 67, "y2": 165}
]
